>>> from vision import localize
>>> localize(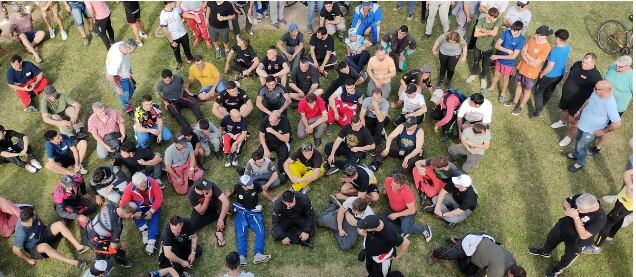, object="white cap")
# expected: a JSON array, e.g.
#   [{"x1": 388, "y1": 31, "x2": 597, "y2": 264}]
[
  {"x1": 430, "y1": 89, "x2": 444, "y2": 104},
  {"x1": 452, "y1": 174, "x2": 472, "y2": 188},
  {"x1": 240, "y1": 175, "x2": 252, "y2": 186}
]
